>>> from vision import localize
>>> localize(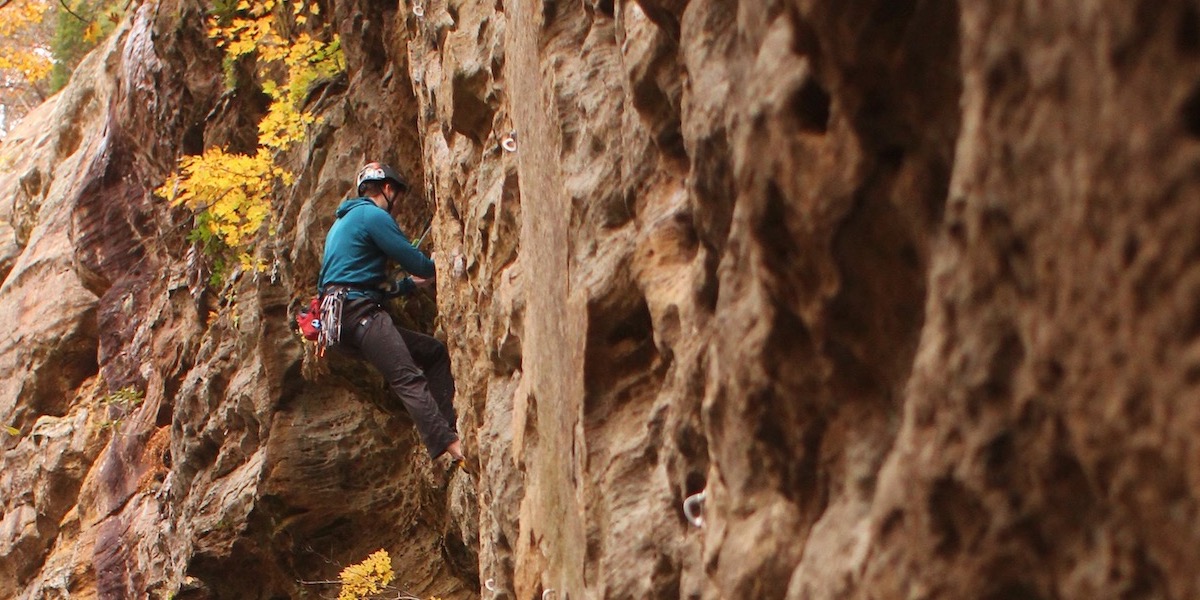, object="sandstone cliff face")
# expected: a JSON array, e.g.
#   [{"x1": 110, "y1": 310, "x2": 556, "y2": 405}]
[{"x1": 3, "y1": 0, "x2": 1200, "y2": 599}]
